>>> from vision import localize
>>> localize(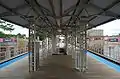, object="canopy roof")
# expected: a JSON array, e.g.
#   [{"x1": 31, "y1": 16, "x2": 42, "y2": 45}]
[{"x1": 0, "y1": 0, "x2": 120, "y2": 33}]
